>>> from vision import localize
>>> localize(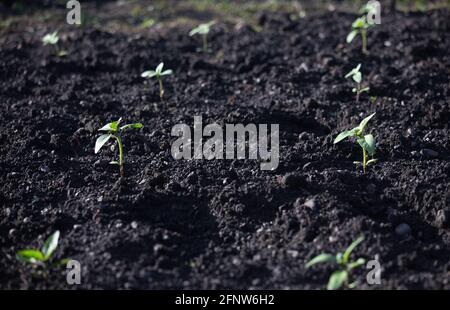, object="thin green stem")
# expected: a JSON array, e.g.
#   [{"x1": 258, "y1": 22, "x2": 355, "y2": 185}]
[
  {"x1": 114, "y1": 135, "x2": 124, "y2": 177},
  {"x1": 361, "y1": 29, "x2": 368, "y2": 54},
  {"x1": 362, "y1": 146, "x2": 367, "y2": 174},
  {"x1": 158, "y1": 78, "x2": 164, "y2": 100}
]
